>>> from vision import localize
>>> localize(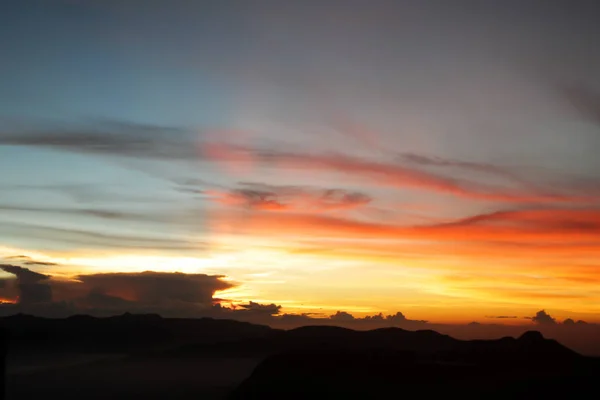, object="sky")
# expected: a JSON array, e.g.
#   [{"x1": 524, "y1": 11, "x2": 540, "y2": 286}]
[{"x1": 1, "y1": 0, "x2": 600, "y2": 327}]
